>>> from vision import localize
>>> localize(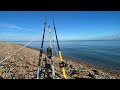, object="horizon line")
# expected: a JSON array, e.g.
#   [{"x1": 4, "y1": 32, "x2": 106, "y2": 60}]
[{"x1": 1, "y1": 39, "x2": 120, "y2": 42}]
